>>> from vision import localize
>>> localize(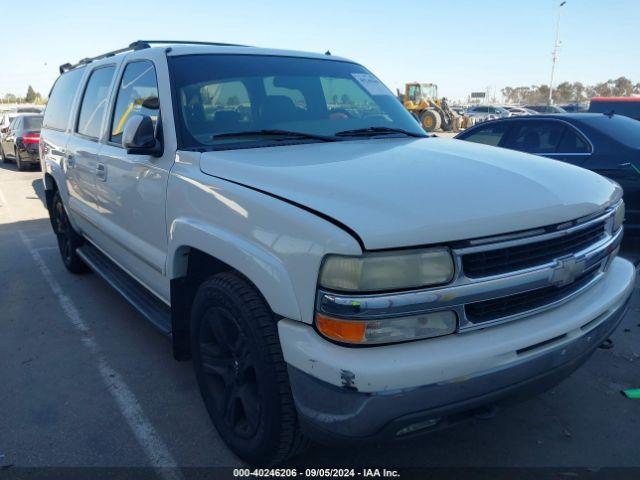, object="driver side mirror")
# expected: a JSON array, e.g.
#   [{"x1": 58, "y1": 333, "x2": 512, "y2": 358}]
[
  {"x1": 1, "y1": 127, "x2": 9, "y2": 134},
  {"x1": 122, "y1": 114, "x2": 162, "y2": 157}
]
